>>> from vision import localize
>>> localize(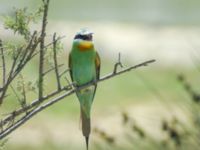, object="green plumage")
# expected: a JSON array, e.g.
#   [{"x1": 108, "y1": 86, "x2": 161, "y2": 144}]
[
  {"x1": 70, "y1": 40, "x2": 97, "y2": 117},
  {"x1": 69, "y1": 31, "x2": 100, "y2": 150}
]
